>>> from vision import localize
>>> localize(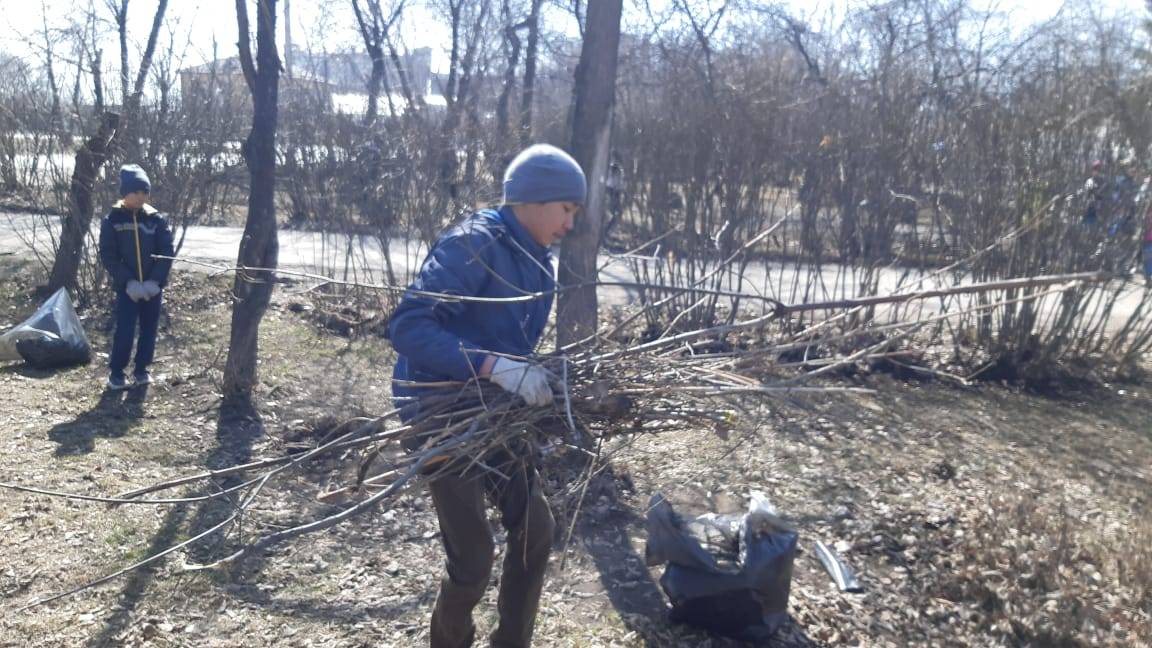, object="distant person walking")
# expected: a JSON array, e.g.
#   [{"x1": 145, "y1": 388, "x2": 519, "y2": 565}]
[
  {"x1": 98, "y1": 164, "x2": 174, "y2": 390},
  {"x1": 1082, "y1": 160, "x2": 1108, "y2": 226},
  {"x1": 1108, "y1": 164, "x2": 1139, "y2": 238}
]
